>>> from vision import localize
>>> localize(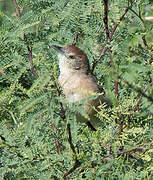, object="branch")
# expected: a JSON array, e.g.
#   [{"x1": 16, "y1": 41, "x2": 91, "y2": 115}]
[
  {"x1": 129, "y1": 7, "x2": 144, "y2": 23},
  {"x1": 14, "y1": 0, "x2": 21, "y2": 19},
  {"x1": 14, "y1": 0, "x2": 63, "y2": 155},
  {"x1": 115, "y1": 73, "x2": 153, "y2": 103},
  {"x1": 91, "y1": 47, "x2": 107, "y2": 72},
  {"x1": 54, "y1": 81, "x2": 66, "y2": 120},
  {"x1": 127, "y1": 81, "x2": 153, "y2": 129},
  {"x1": 103, "y1": 0, "x2": 119, "y2": 98},
  {"x1": 92, "y1": 0, "x2": 136, "y2": 72},
  {"x1": 113, "y1": 72, "x2": 153, "y2": 130},
  {"x1": 142, "y1": 35, "x2": 148, "y2": 47},
  {"x1": 63, "y1": 159, "x2": 81, "y2": 179},
  {"x1": 109, "y1": 0, "x2": 136, "y2": 41},
  {"x1": 86, "y1": 121, "x2": 97, "y2": 131},
  {"x1": 103, "y1": 0, "x2": 110, "y2": 41},
  {"x1": 92, "y1": 0, "x2": 110, "y2": 72},
  {"x1": 104, "y1": 146, "x2": 152, "y2": 162},
  {"x1": 55, "y1": 139, "x2": 62, "y2": 154},
  {"x1": 51, "y1": 125, "x2": 62, "y2": 154},
  {"x1": 63, "y1": 124, "x2": 81, "y2": 179},
  {"x1": 109, "y1": 53, "x2": 118, "y2": 97},
  {"x1": 129, "y1": 7, "x2": 148, "y2": 47},
  {"x1": 133, "y1": 82, "x2": 153, "y2": 112},
  {"x1": 26, "y1": 42, "x2": 39, "y2": 79},
  {"x1": 67, "y1": 123, "x2": 76, "y2": 155},
  {"x1": 117, "y1": 146, "x2": 151, "y2": 157},
  {"x1": 14, "y1": 0, "x2": 39, "y2": 79}
]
